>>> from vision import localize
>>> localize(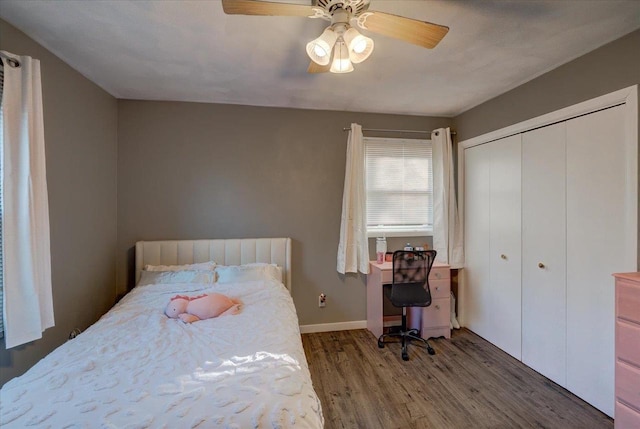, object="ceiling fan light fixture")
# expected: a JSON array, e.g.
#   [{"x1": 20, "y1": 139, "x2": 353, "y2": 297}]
[
  {"x1": 306, "y1": 27, "x2": 338, "y2": 66},
  {"x1": 220, "y1": 0, "x2": 450, "y2": 74},
  {"x1": 330, "y1": 38, "x2": 354, "y2": 74},
  {"x1": 343, "y1": 27, "x2": 374, "y2": 64}
]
